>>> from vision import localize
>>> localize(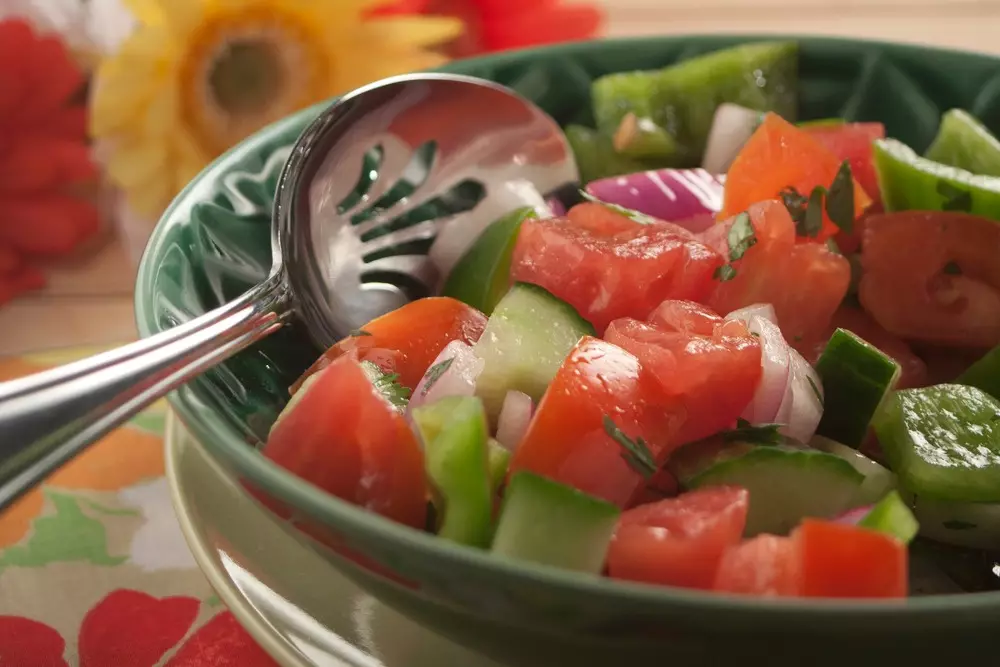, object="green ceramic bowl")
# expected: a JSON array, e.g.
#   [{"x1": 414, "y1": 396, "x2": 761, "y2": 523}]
[{"x1": 137, "y1": 35, "x2": 1000, "y2": 666}]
